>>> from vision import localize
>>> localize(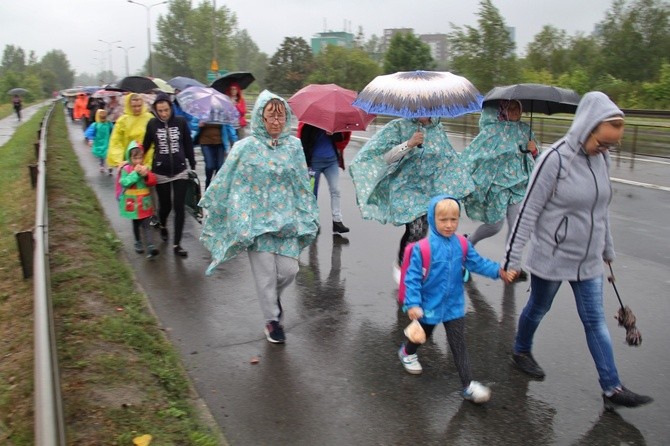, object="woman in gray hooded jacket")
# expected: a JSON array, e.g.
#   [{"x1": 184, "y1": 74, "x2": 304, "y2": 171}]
[{"x1": 503, "y1": 91, "x2": 652, "y2": 410}]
